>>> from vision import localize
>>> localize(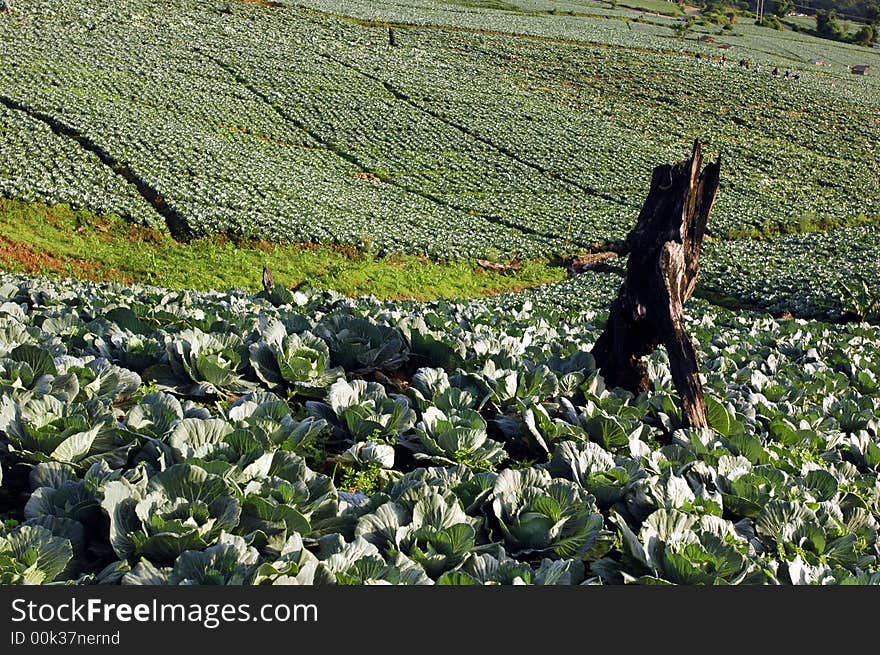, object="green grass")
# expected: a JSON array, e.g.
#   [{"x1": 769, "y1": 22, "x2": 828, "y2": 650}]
[
  {"x1": 614, "y1": 0, "x2": 684, "y2": 17},
  {"x1": 0, "y1": 198, "x2": 565, "y2": 300},
  {"x1": 721, "y1": 211, "x2": 880, "y2": 241}
]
